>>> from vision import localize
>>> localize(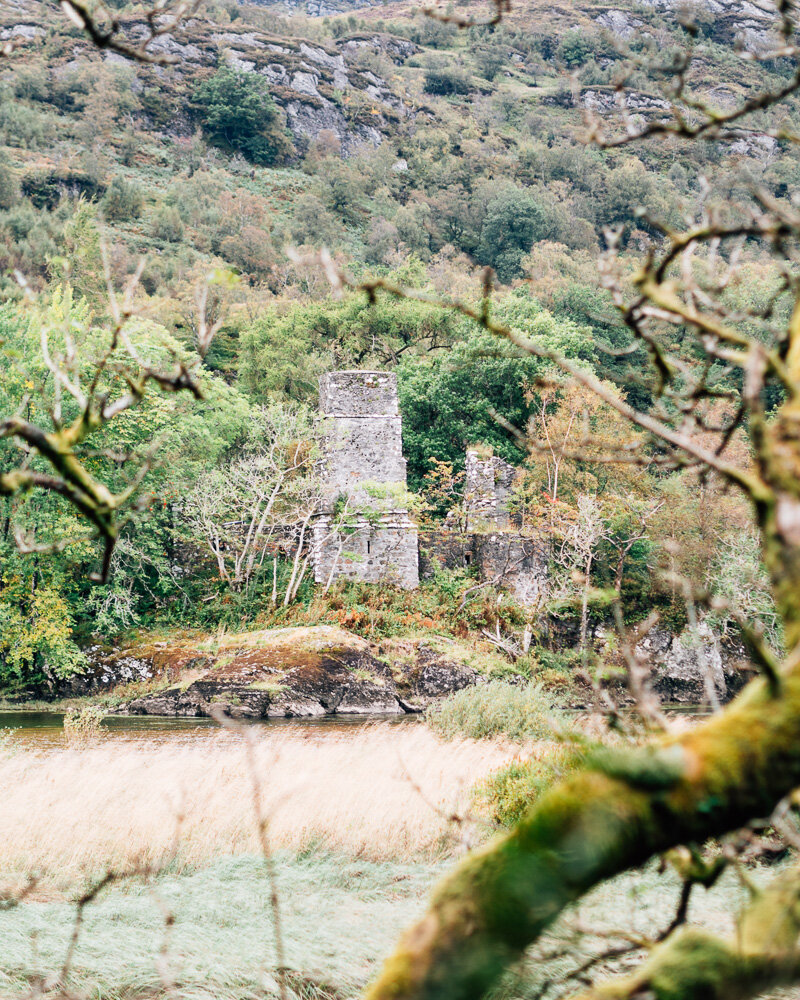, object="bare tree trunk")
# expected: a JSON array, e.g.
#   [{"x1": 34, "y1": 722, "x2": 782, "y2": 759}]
[
  {"x1": 288, "y1": 553, "x2": 310, "y2": 604},
  {"x1": 284, "y1": 513, "x2": 312, "y2": 607},
  {"x1": 580, "y1": 552, "x2": 592, "y2": 658}
]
